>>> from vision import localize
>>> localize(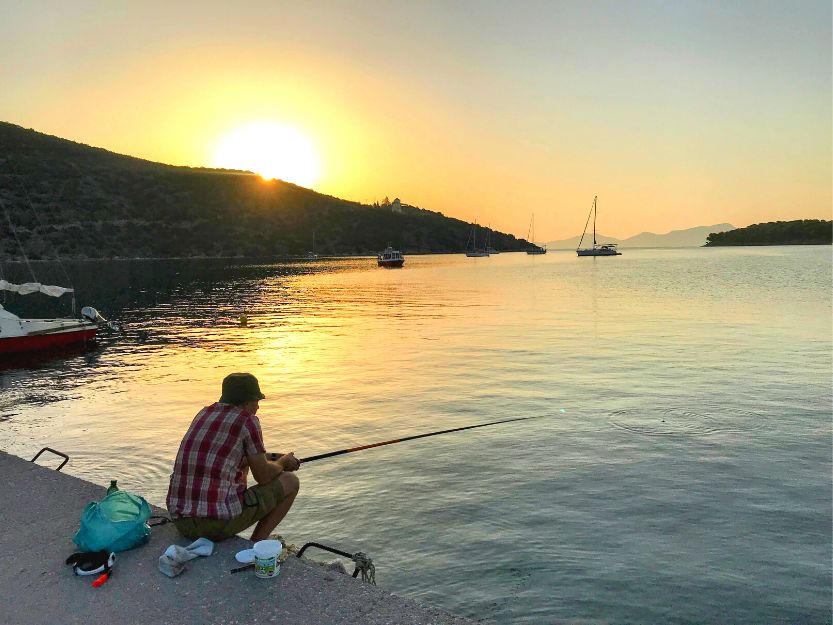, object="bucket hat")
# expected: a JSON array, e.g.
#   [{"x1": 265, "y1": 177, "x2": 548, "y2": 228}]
[{"x1": 219, "y1": 373, "x2": 266, "y2": 405}]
